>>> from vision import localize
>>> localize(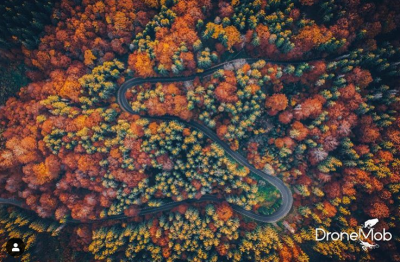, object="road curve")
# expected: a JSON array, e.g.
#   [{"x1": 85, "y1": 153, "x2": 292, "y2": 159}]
[
  {"x1": 1, "y1": 56, "x2": 347, "y2": 223},
  {"x1": 0, "y1": 195, "x2": 224, "y2": 224},
  {"x1": 116, "y1": 57, "x2": 313, "y2": 223}
]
